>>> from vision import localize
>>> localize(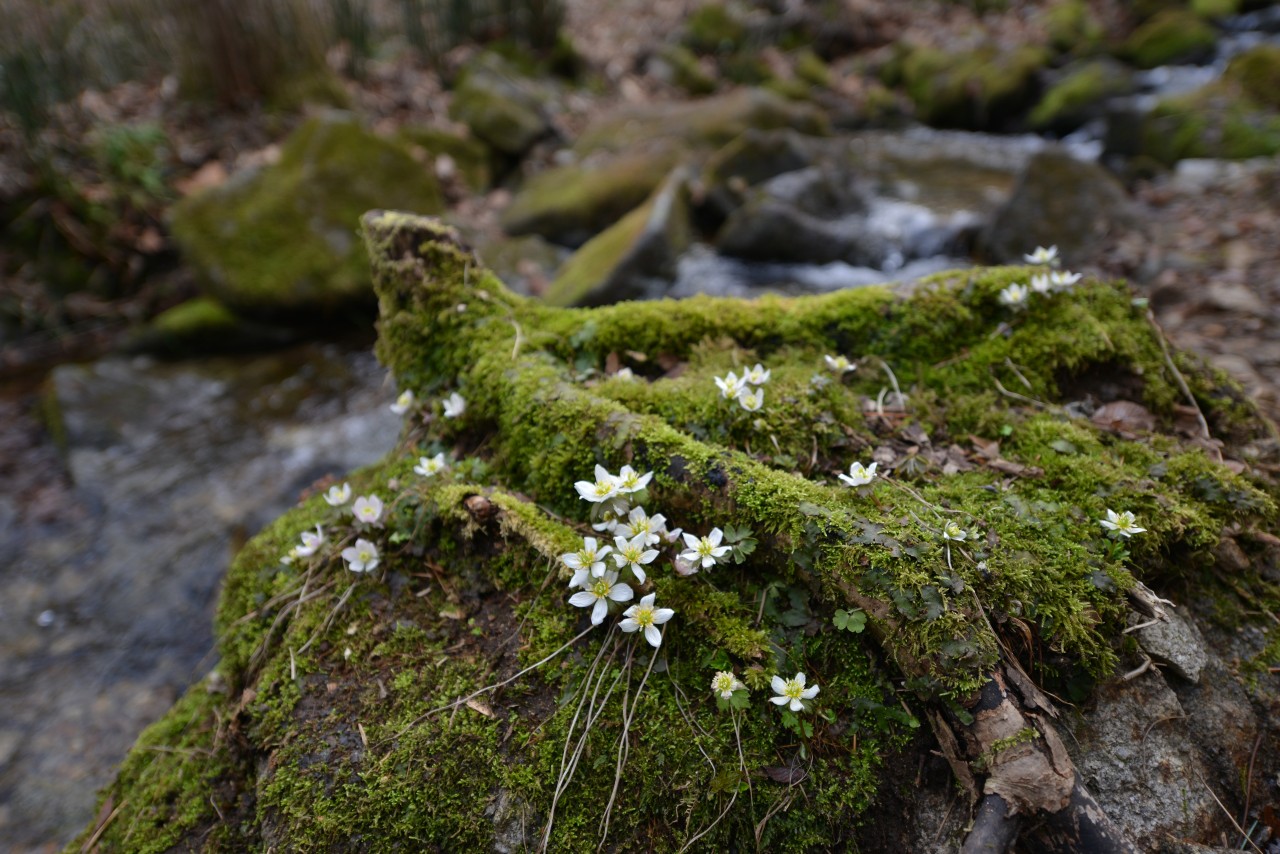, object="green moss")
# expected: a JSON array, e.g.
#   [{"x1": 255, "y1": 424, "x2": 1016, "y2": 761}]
[
  {"x1": 170, "y1": 118, "x2": 444, "y2": 317},
  {"x1": 1030, "y1": 61, "x2": 1133, "y2": 131},
  {"x1": 1190, "y1": 0, "x2": 1240, "y2": 18},
  {"x1": 1225, "y1": 44, "x2": 1280, "y2": 111},
  {"x1": 655, "y1": 43, "x2": 719, "y2": 95},
  {"x1": 396, "y1": 125, "x2": 492, "y2": 191},
  {"x1": 899, "y1": 43, "x2": 1051, "y2": 130},
  {"x1": 1122, "y1": 9, "x2": 1218, "y2": 69},
  {"x1": 1142, "y1": 79, "x2": 1280, "y2": 164},
  {"x1": 1043, "y1": 0, "x2": 1105, "y2": 55},
  {"x1": 794, "y1": 48, "x2": 833, "y2": 88},
  {"x1": 683, "y1": 4, "x2": 747, "y2": 55},
  {"x1": 448, "y1": 57, "x2": 551, "y2": 157}
]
